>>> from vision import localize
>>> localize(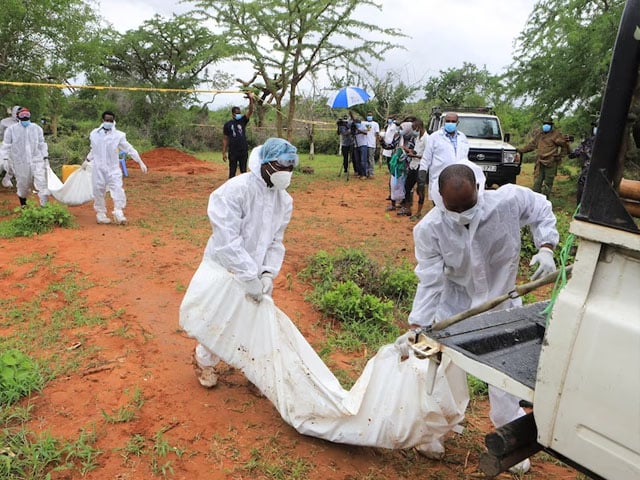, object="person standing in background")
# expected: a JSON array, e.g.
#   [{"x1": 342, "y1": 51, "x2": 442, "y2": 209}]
[
  {"x1": 222, "y1": 92, "x2": 255, "y2": 179},
  {"x1": 0, "y1": 105, "x2": 21, "y2": 188},
  {"x1": 362, "y1": 112, "x2": 380, "y2": 178},
  {"x1": 0, "y1": 108, "x2": 49, "y2": 207},
  {"x1": 518, "y1": 118, "x2": 570, "y2": 198}
]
